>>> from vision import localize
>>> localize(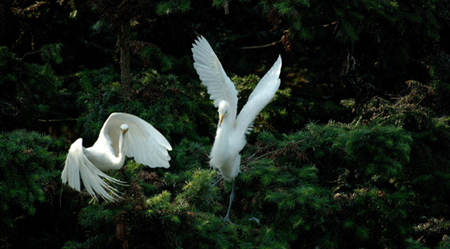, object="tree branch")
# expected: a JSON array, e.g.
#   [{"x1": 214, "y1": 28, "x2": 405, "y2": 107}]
[{"x1": 241, "y1": 40, "x2": 282, "y2": 50}]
